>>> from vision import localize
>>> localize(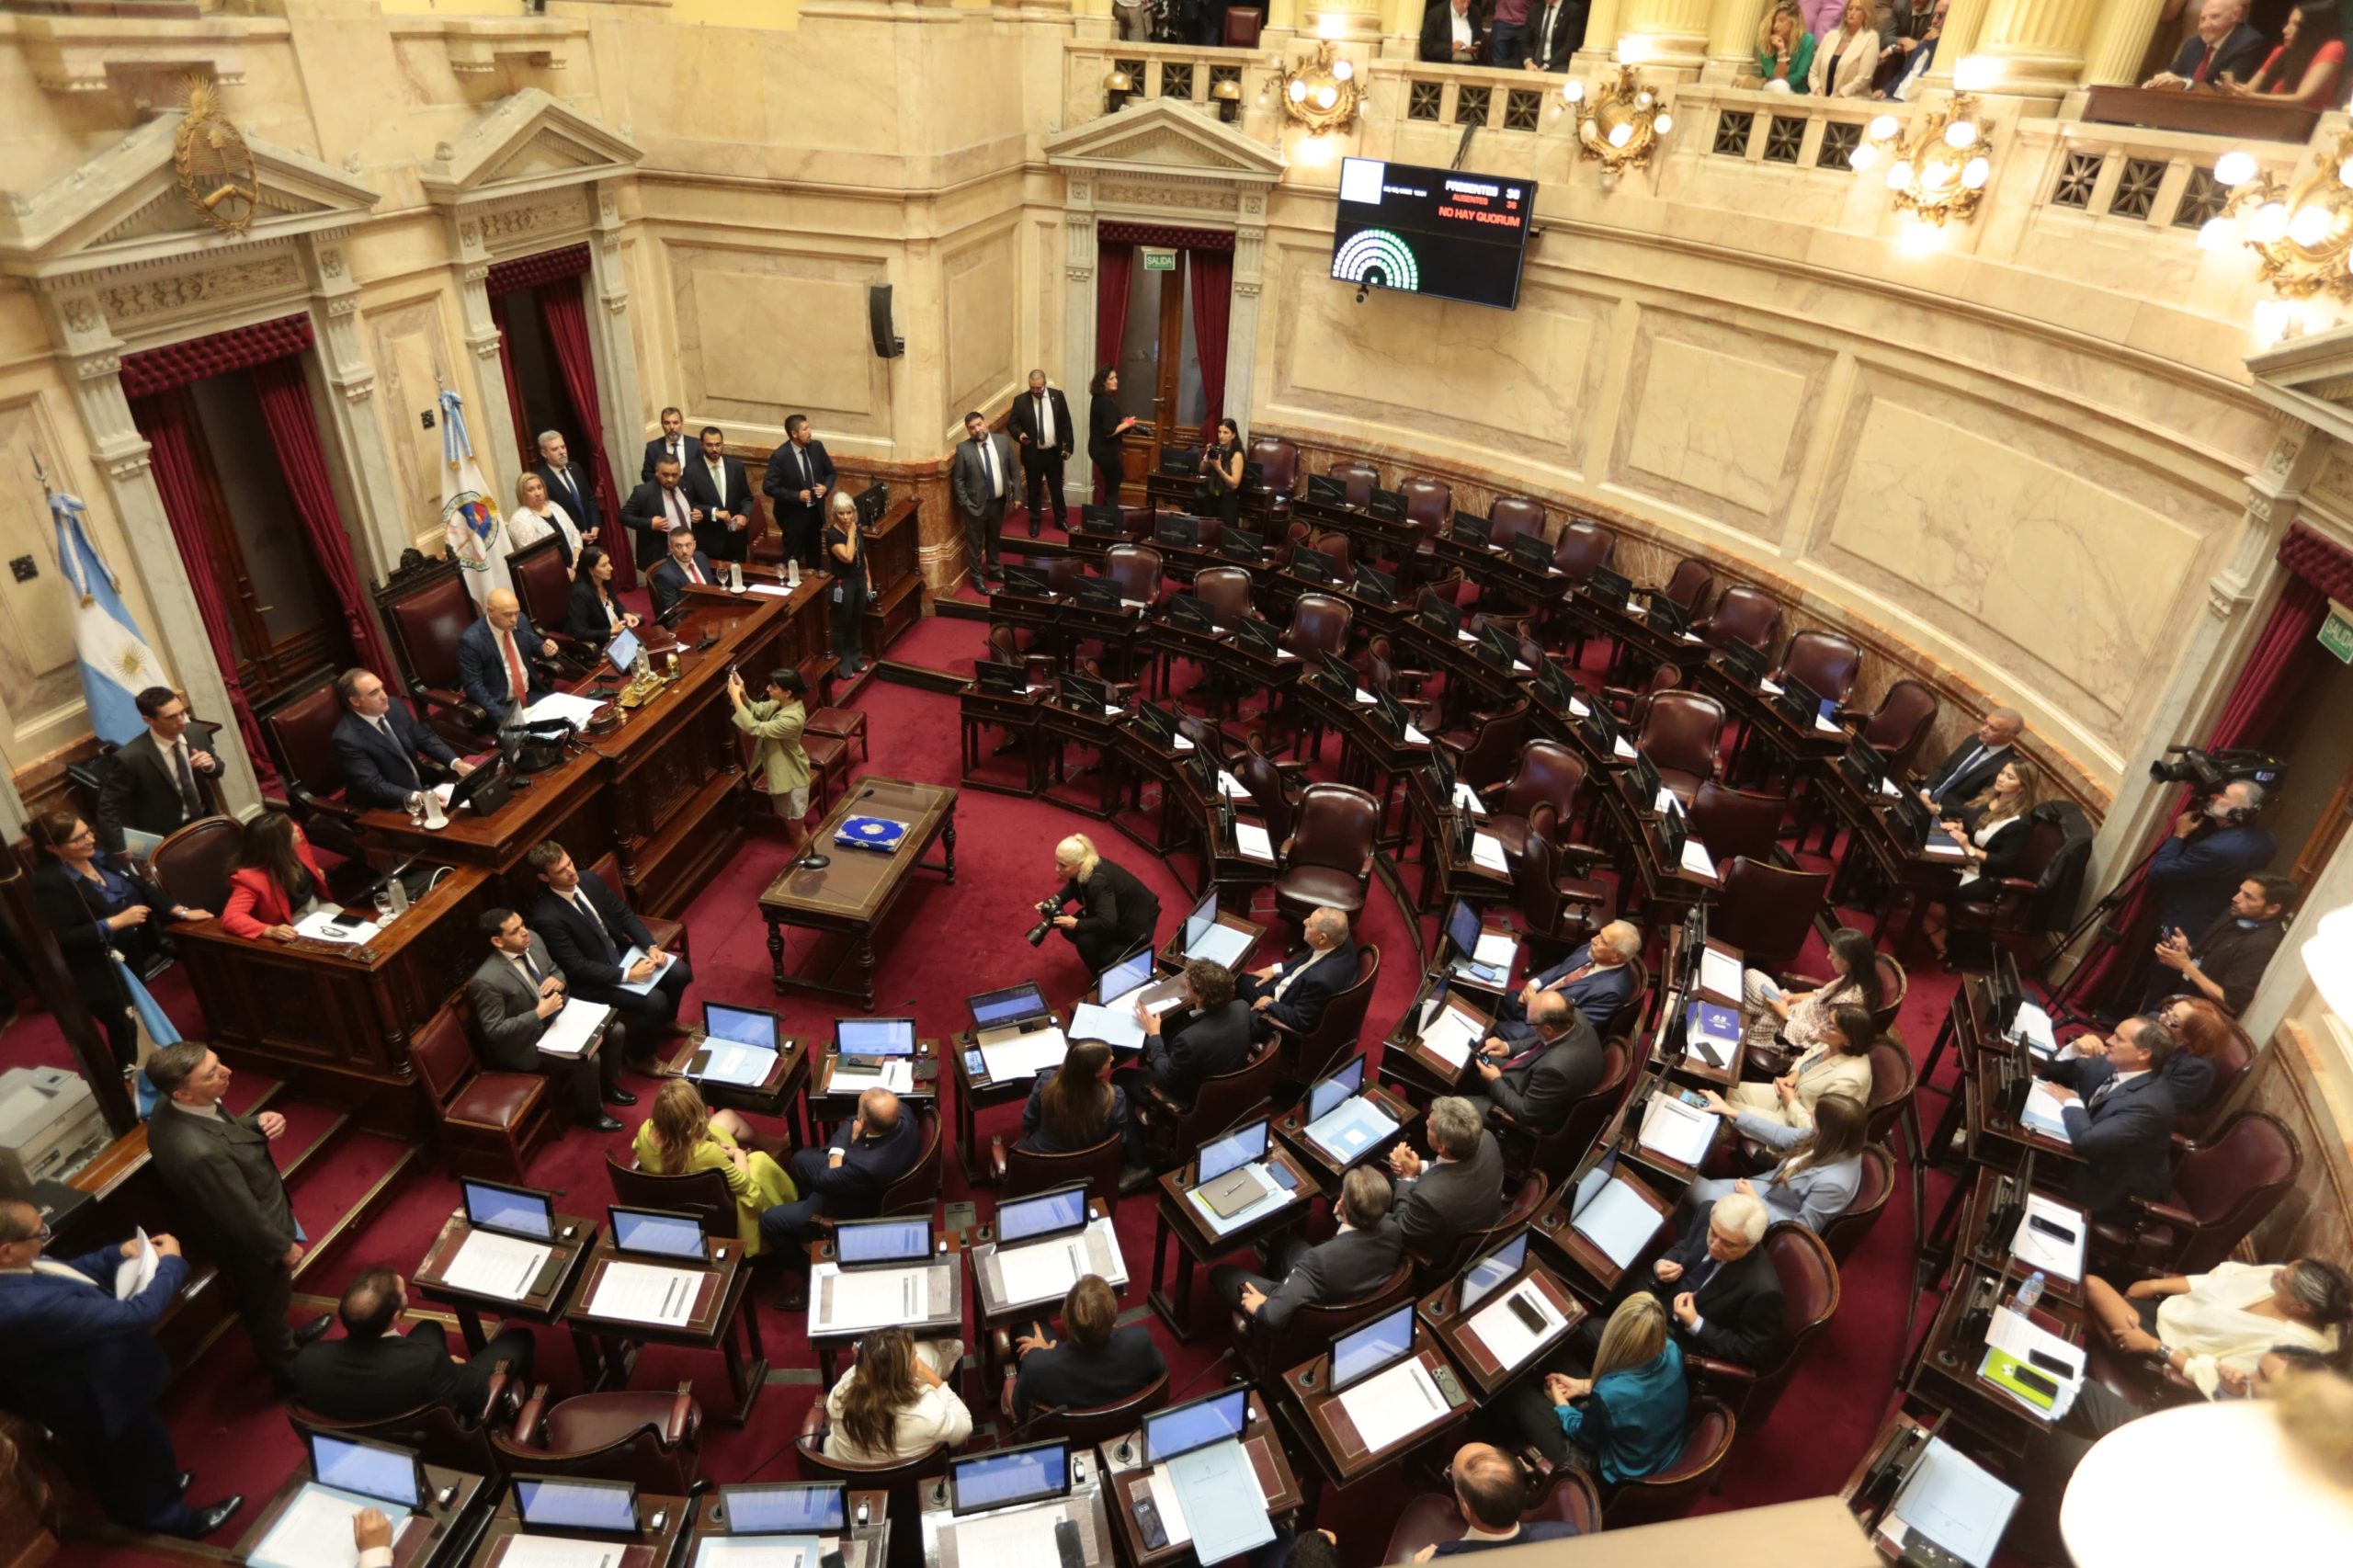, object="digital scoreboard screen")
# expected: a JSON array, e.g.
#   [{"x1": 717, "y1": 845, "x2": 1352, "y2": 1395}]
[{"x1": 1331, "y1": 158, "x2": 1536, "y2": 311}]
